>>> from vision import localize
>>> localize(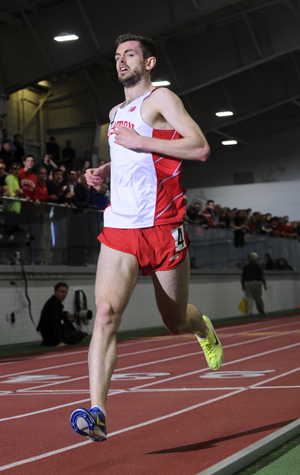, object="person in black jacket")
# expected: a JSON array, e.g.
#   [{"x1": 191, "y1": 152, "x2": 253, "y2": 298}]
[
  {"x1": 241, "y1": 253, "x2": 267, "y2": 317},
  {"x1": 37, "y1": 282, "x2": 87, "y2": 346}
]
